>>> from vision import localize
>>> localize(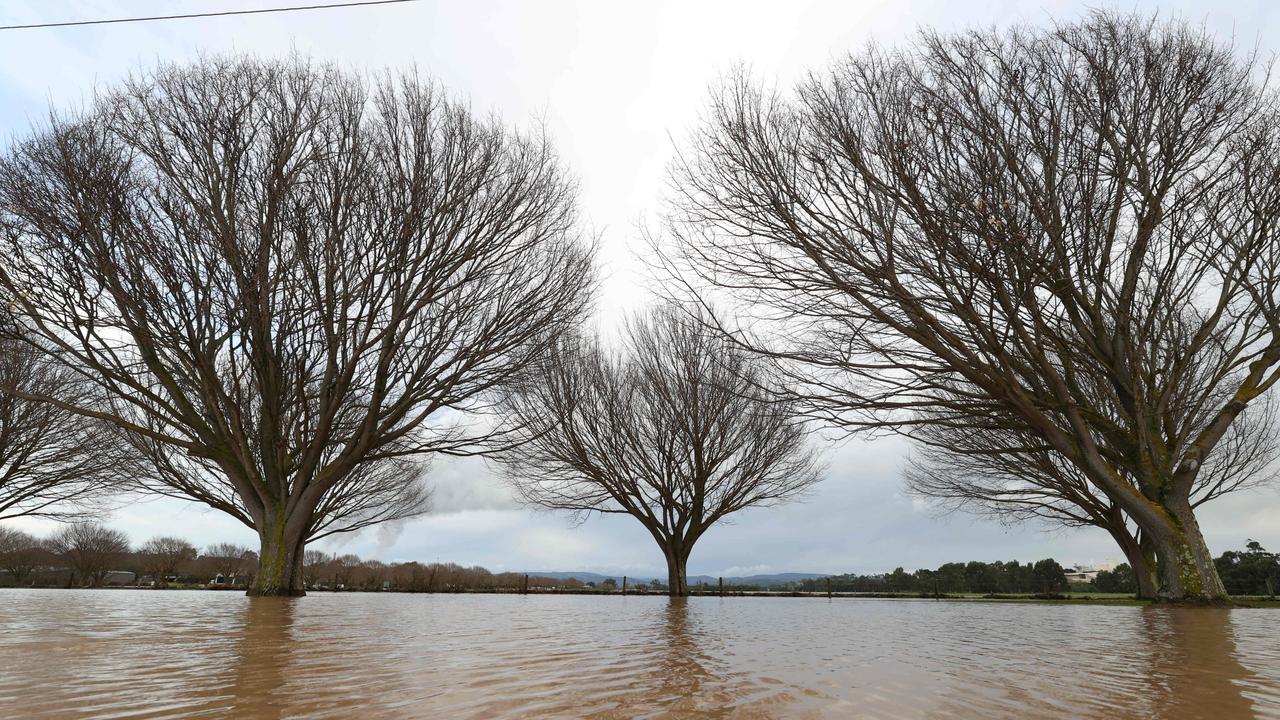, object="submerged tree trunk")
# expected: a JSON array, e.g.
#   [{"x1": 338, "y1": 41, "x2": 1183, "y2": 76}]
[
  {"x1": 664, "y1": 544, "x2": 691, "y2": 597},
  {"x1": 1144, "y1": 498, "x2": 1228, "y2": 602},
  {"x1": 251, "y1": 517, "x2": 308, "y2": 597},
  {"x1": 1098, "y1": 466, "x2": 1229, "y2": 603}
]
